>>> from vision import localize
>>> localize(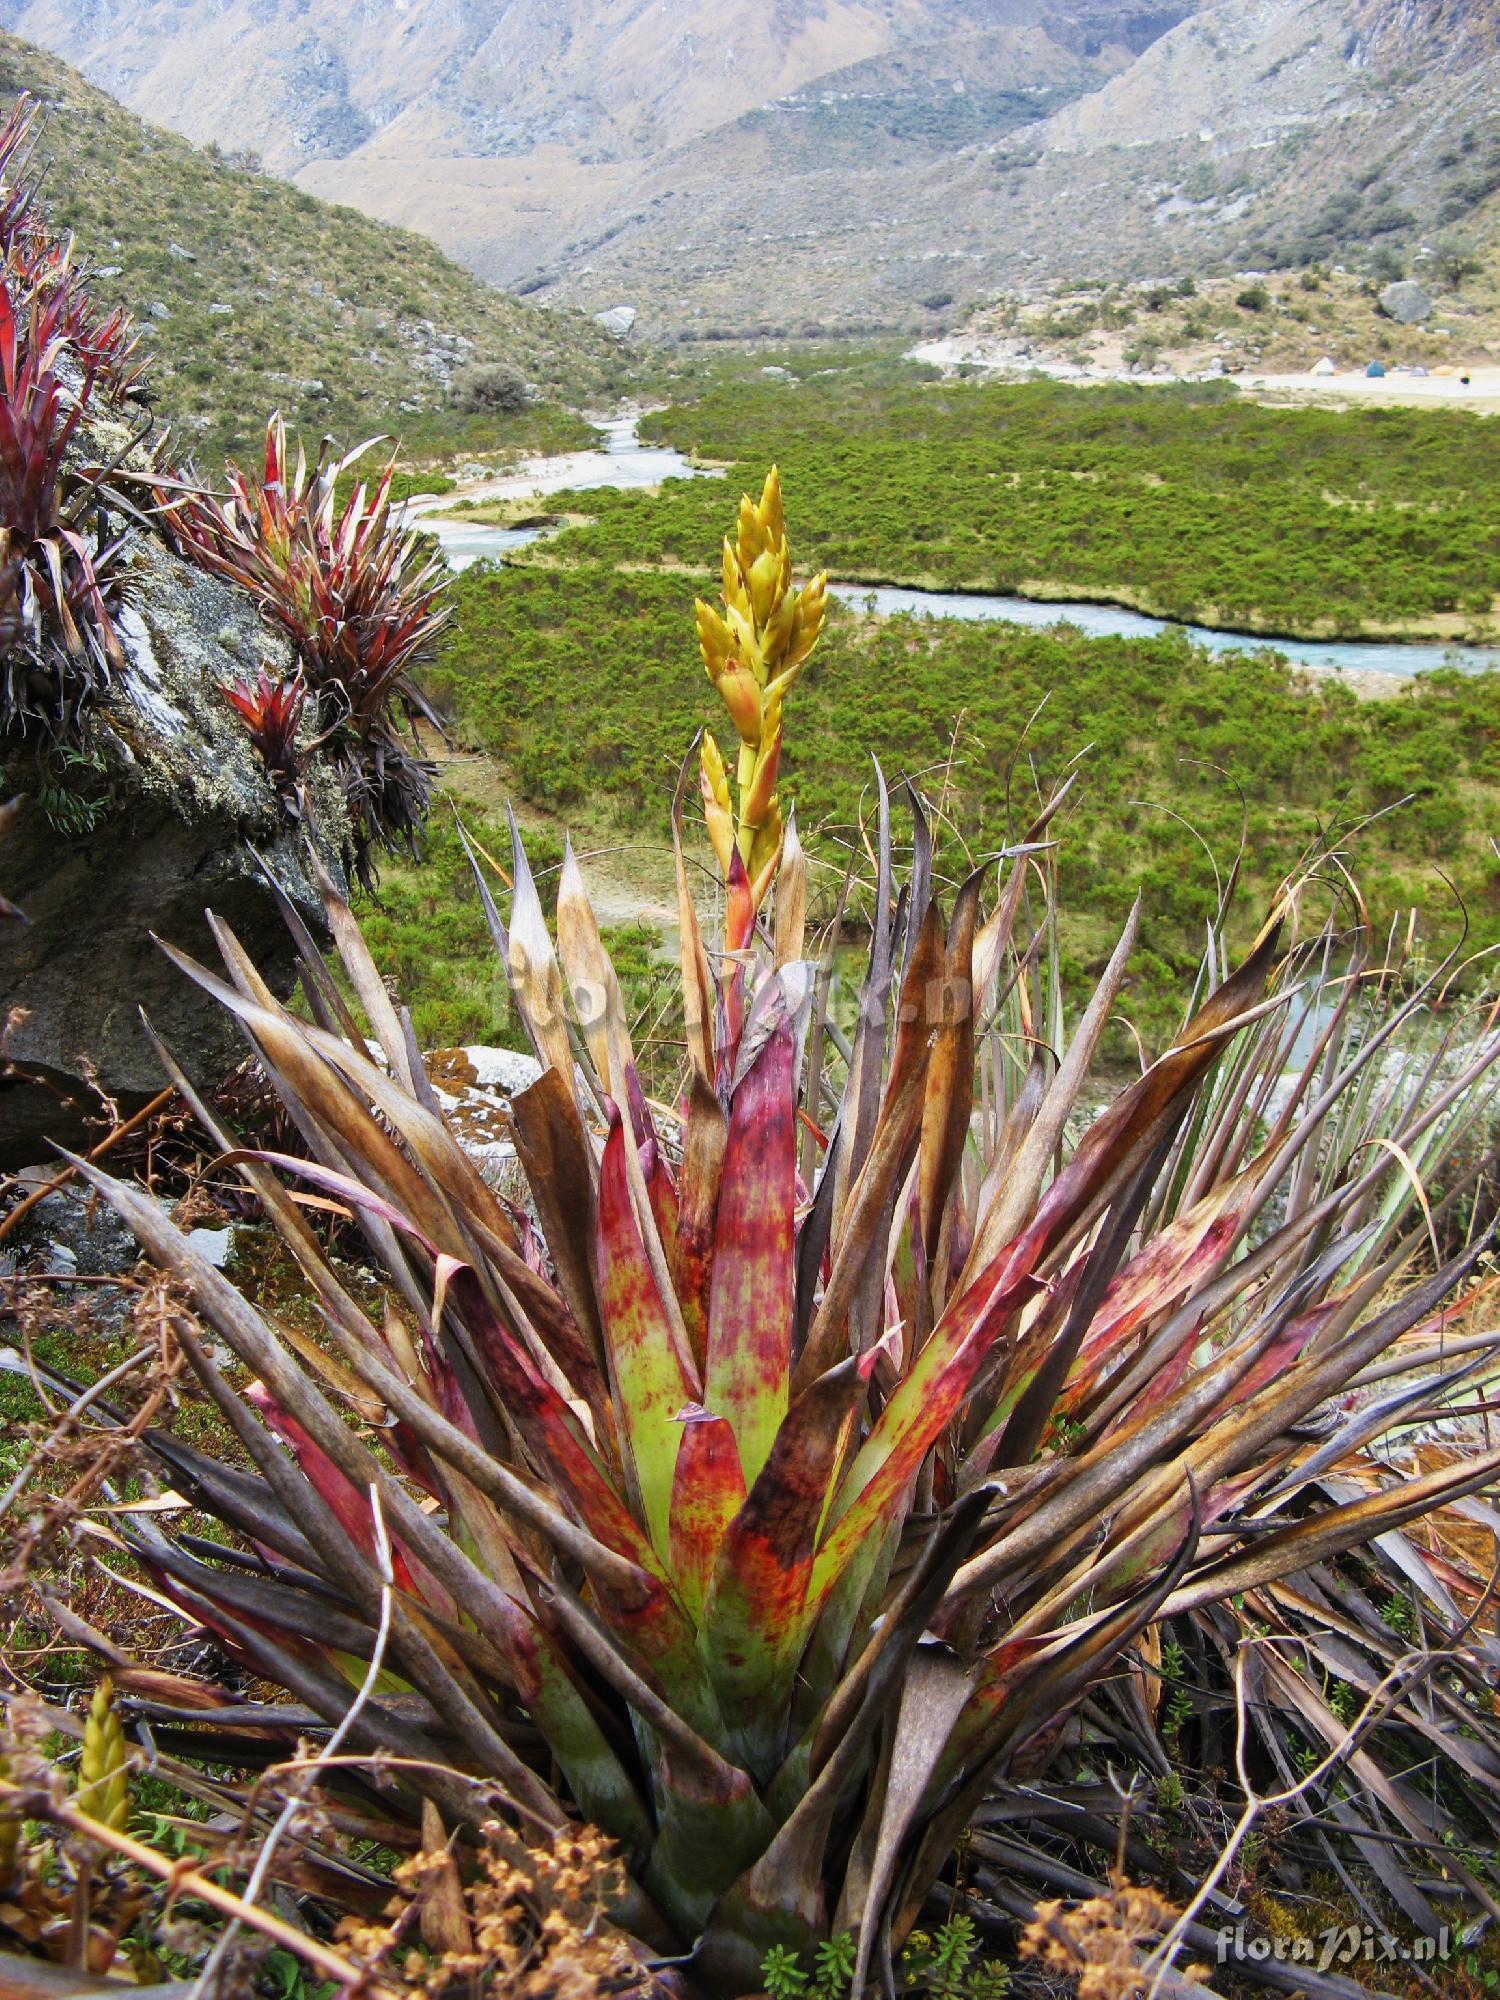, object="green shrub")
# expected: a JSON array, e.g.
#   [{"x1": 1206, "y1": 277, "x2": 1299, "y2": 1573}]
[{"x1": 450, "y1": 360, "x2": 530, "y2": 414}]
